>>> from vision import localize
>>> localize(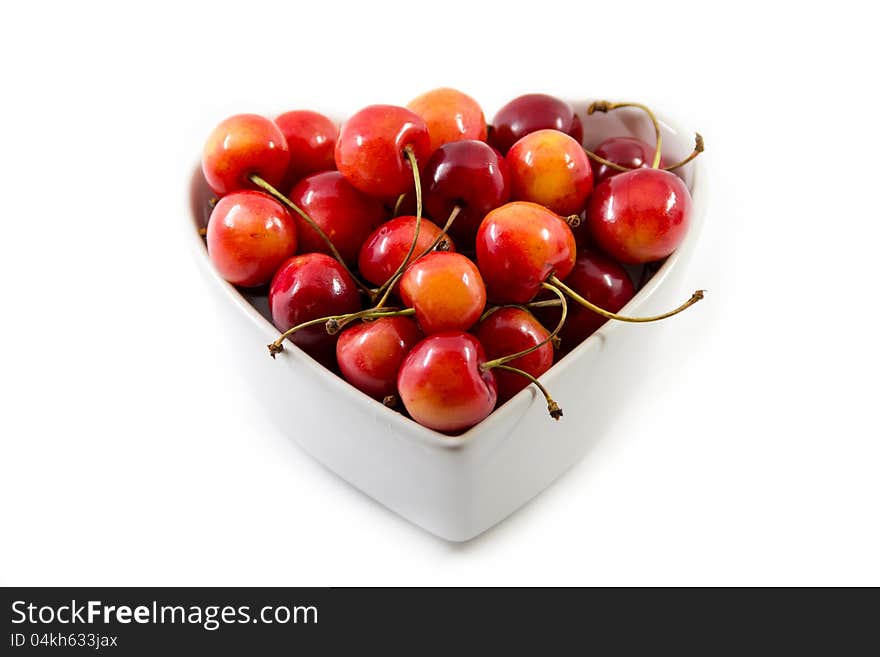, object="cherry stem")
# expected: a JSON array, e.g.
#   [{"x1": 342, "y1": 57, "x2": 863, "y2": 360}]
[
  {"x1": 548, "y1": 275, "x2": 705, "y2": 323},
  {"x1": 663, "y1": 133, "x2": 705, "y2": 172},
  {"x1": 248, "y1": 173, "x2": 372, "y2": 296},
  {"x1": 481, "y1": 284, "x2": 567, "y2": 370},
  {"x1": 582, "y1": 148, "x2": 630, "y2": 172},
  {"x1": 588, "y1": 100, "x2": 663, "y2": 169},
  {"x1": 371, "y1": 145, "x2": 423, "y2": 307},
  {"x1": 198, "y1": 227, "x2": 207, "y2": 236},
  {"x1": 392, "y1": 193, "x2": 407, "y2": 217},
  {"x1": 489, "y1": 365, "x2": 563, "y2": 420}
]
